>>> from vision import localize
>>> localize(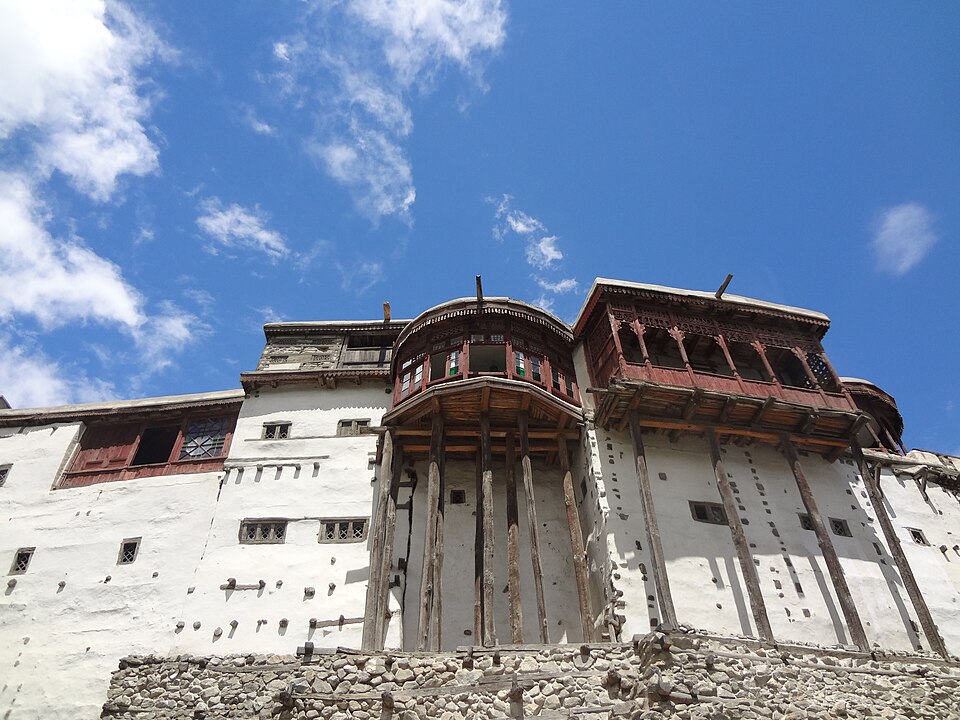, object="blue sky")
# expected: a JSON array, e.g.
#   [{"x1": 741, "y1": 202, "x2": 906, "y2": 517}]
[{"x1": 0, "y1": 1, "x2": 958, "y2": 452}]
